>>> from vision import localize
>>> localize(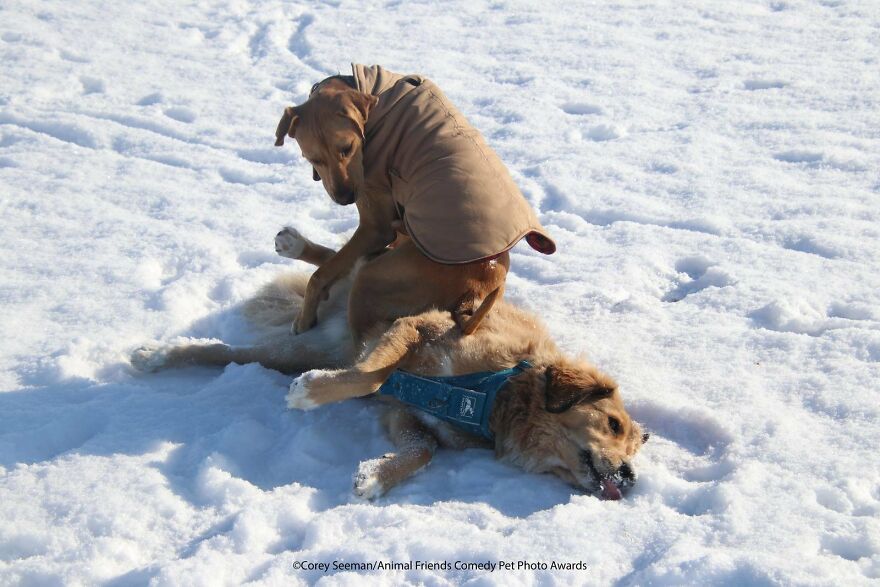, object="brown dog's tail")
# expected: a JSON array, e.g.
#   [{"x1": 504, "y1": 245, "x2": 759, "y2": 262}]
[{"x1": 457, "y1": 285, "x2": 504, "y2": 336}]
